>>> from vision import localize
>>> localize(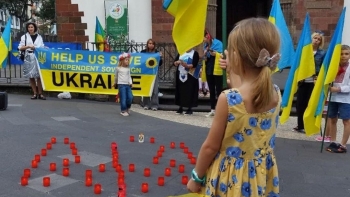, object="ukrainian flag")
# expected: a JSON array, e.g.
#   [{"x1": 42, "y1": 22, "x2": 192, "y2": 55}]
[
  {"x1": 0, "y1": 17, "x2": 12, "y2": 68},
  {"x1": 163, "y1": 0, "x2": 208, "y2": 55},
  {"x1": 303, "y1": 8, "x2": 346, "y2": 136},
  {"x1": 268, "y1": 0, "x2": 295, "y2": 71},
  {"x1": 95, "y1": 16, "x2": 105, "y2": 52},
  {"x1": 280, "y1": 13, "x2": 315, "y2": 124}
]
